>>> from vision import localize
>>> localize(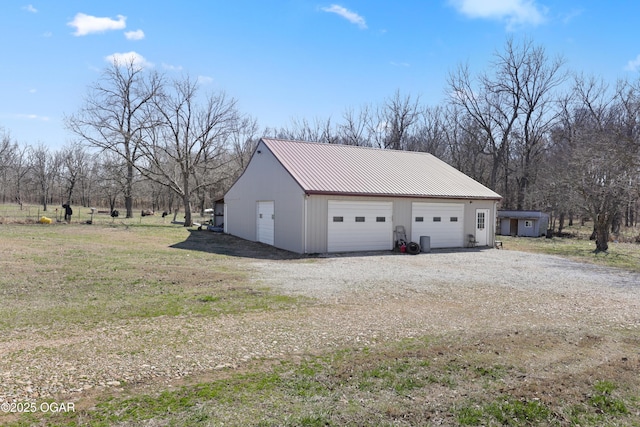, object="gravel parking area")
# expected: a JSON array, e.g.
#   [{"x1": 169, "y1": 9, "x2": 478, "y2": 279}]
[
  {"x1": 2, "y1": 247, "x2": 640, "y2": 405},
  {"x1": 252, "y1": 248, "x2": 640, "y2": 298}
]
